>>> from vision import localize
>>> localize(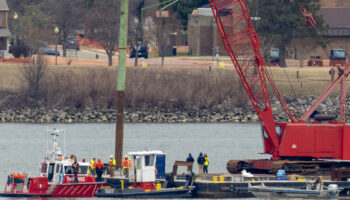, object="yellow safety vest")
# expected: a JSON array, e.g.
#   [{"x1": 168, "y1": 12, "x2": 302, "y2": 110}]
[
  {"x1": 90, "y1": 159, "x2": 96, "y2": 169},
  {"x1": 204, "y1": 157, "x2": 209, "y2": 166}
]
